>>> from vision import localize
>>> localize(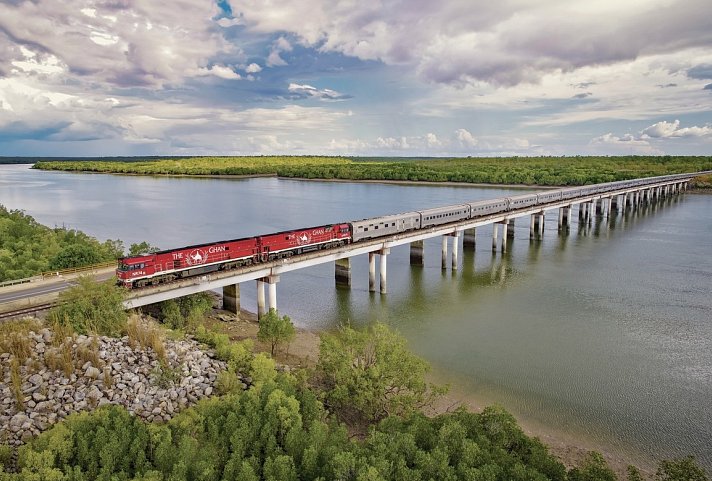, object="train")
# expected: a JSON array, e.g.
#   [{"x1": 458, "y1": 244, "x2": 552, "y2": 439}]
[{"x1": 116, "y1": 173, "x2": 692, "y2": 288}]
